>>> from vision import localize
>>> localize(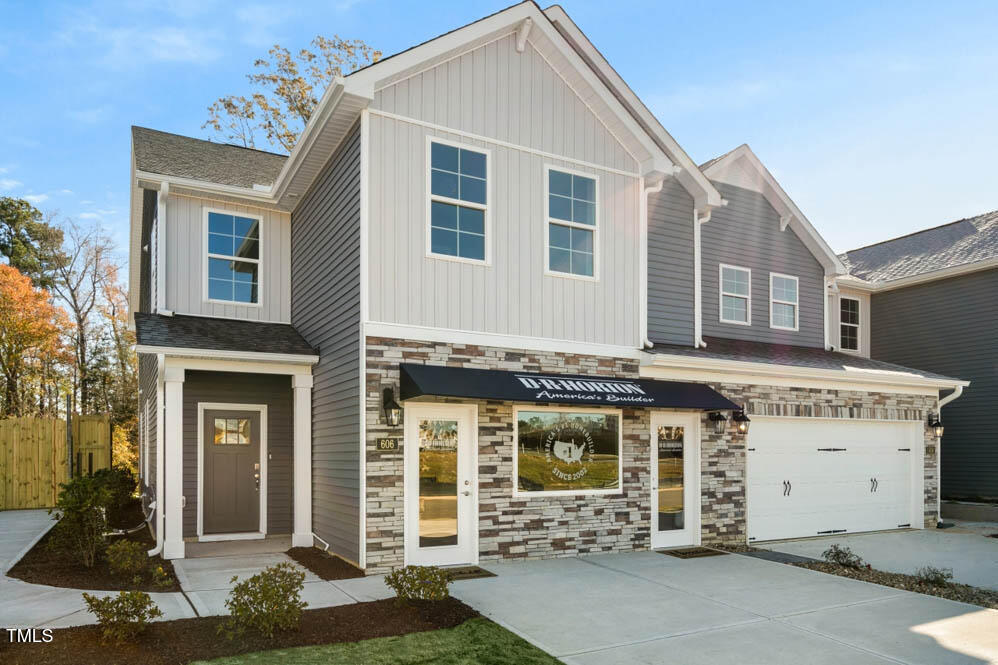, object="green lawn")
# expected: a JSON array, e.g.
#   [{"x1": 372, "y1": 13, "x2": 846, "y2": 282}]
[{"x1": 191, "y1": 618, "x2": 563, "y2": 665}]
